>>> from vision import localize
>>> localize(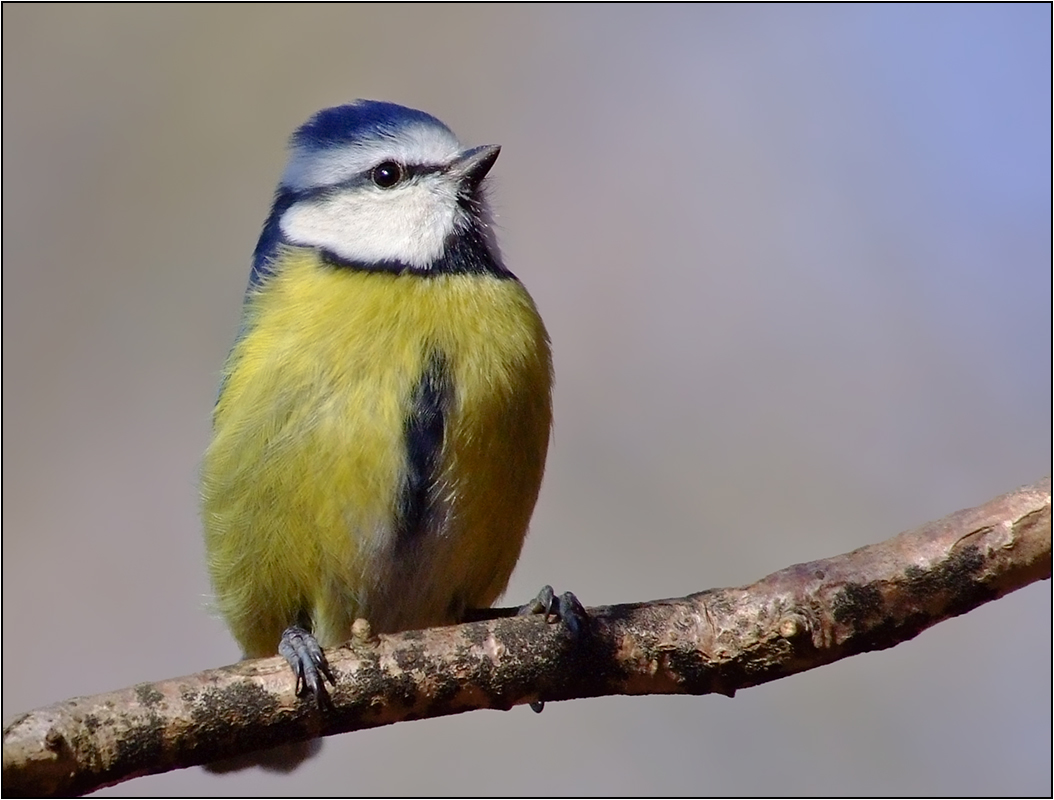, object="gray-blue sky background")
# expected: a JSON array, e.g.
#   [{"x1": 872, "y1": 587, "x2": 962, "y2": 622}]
[{"x1": 4, "y1": 5, "x2": 1050, "y2": 795}]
